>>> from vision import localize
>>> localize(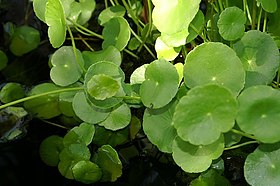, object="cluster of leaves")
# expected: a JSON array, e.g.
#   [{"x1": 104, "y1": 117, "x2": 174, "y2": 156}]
[{"x1": 1, "y1": 0, "x2": 280, "y2": 185}]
